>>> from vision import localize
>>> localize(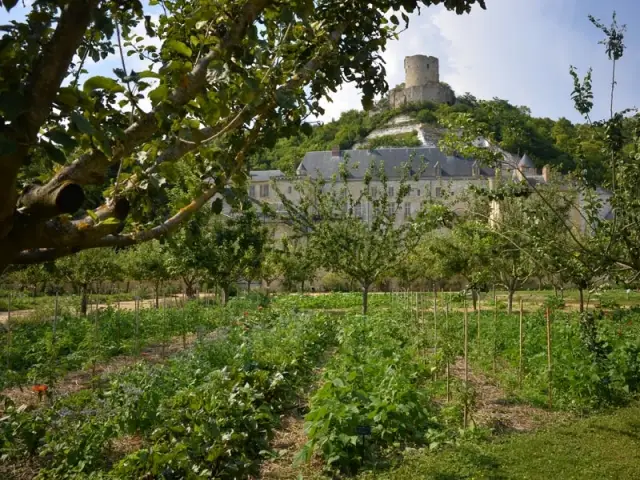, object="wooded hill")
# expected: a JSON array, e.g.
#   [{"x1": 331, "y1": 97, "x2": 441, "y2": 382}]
[{"x1": 250, "y1": 92, "x2": 637, "y2": 186}]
